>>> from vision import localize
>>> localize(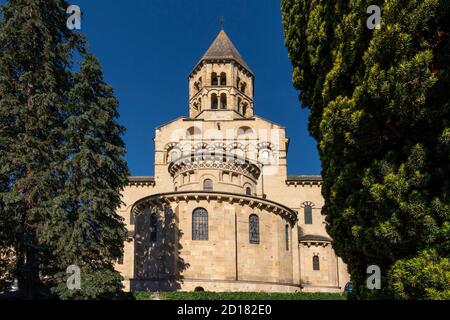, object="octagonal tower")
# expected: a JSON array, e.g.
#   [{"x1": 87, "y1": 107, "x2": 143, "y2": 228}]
[{"x1": 188, "y1": 30, "x2": 254, "y2": 119}]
